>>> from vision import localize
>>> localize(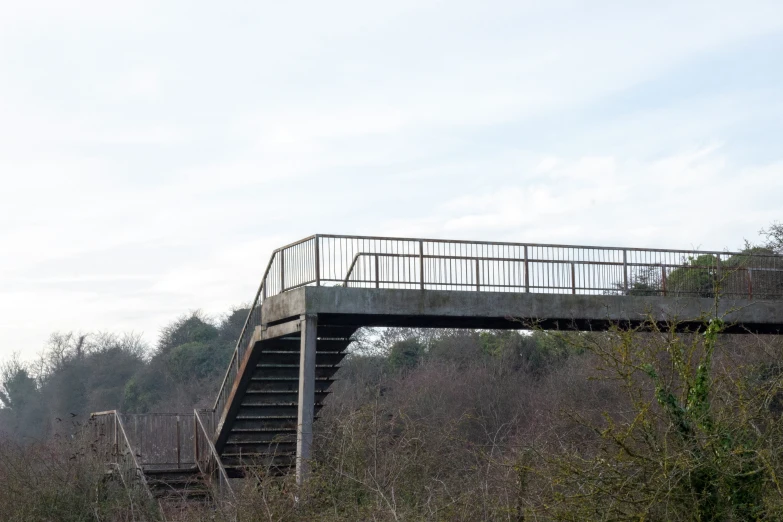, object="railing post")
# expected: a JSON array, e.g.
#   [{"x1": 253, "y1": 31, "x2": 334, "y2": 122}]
[
  {"x1": 661, "y1": 264, "x2": 667, "y2": 296},
  {"x1": 715, "y1": 254, "x2": 722, "y2": 280},
  {"x1": 176, "y1": 415, "x2": 181, "y2": 469},
  {"x1": 419, "y1": 241, "x2": 425, "y2": 290},
  {"x1": 524, "y1": 246, "x2": 529, "y2": 293},
  {"x1": 475, "y1": 259, "x2": 480, "y2": 291},
  {"x1": 113, "y1": 413, "x2": 118, "y2": 457},
  {"x1": 314, "y1": 236, "x2": 320, "y2": 286},
  {"x1": 623, "y1": 249, "x2": 629, "y2": 294},
  {"x1": 375, "y1": 255, "x2": 380, "y2": 289},
  {"x1": 280, "y1": 250, "x2": 285, "y2": 292},
  {"x1": 194, "y1": 414, "x2": 199, "y2": 463},
  {"x1": 571, "y1": 262, "x2": 576, "y2": 294}
]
